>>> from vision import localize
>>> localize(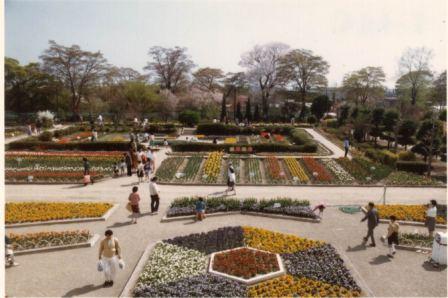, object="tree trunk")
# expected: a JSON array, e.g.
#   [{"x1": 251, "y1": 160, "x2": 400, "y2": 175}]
[
  {"x1": 411, "y1": 85, "x2": 417, "y2": 105},
  {"x1": 262, "y1": 92, "x2": 269, "y2": 121}
]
